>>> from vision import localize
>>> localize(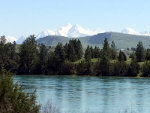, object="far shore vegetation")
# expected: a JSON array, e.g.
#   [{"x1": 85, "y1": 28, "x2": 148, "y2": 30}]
[{"x1": 0, "y1": 35, "x2": 150, "y2": 77}]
